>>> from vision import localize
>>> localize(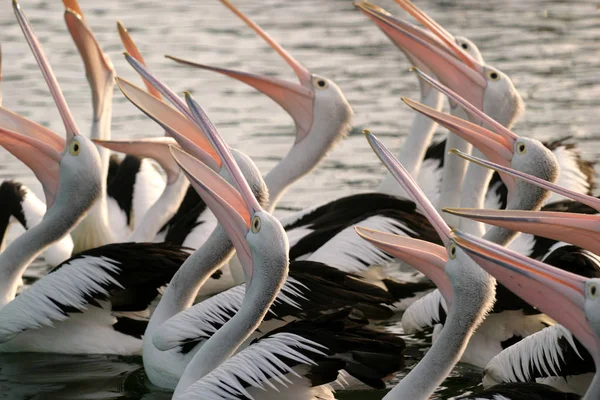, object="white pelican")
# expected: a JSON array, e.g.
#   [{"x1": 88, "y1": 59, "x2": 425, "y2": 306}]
[
  {"x1": 62, "y1": 0, "x2": 165, "y2": 252},
  {"x1": 356, "y1": 129, "x2": 559, "y2": 399},
  {"x1": 452, "y1": 225, "x2": 600, "y2": 399}
]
